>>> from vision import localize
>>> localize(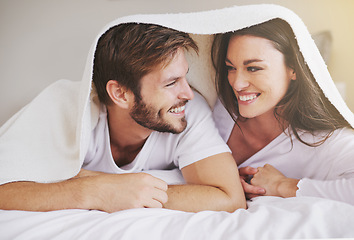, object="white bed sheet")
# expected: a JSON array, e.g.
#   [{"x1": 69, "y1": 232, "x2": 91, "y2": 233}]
[{"x1": 1, "y1": 196, "x2": 354, "y2": 240}]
